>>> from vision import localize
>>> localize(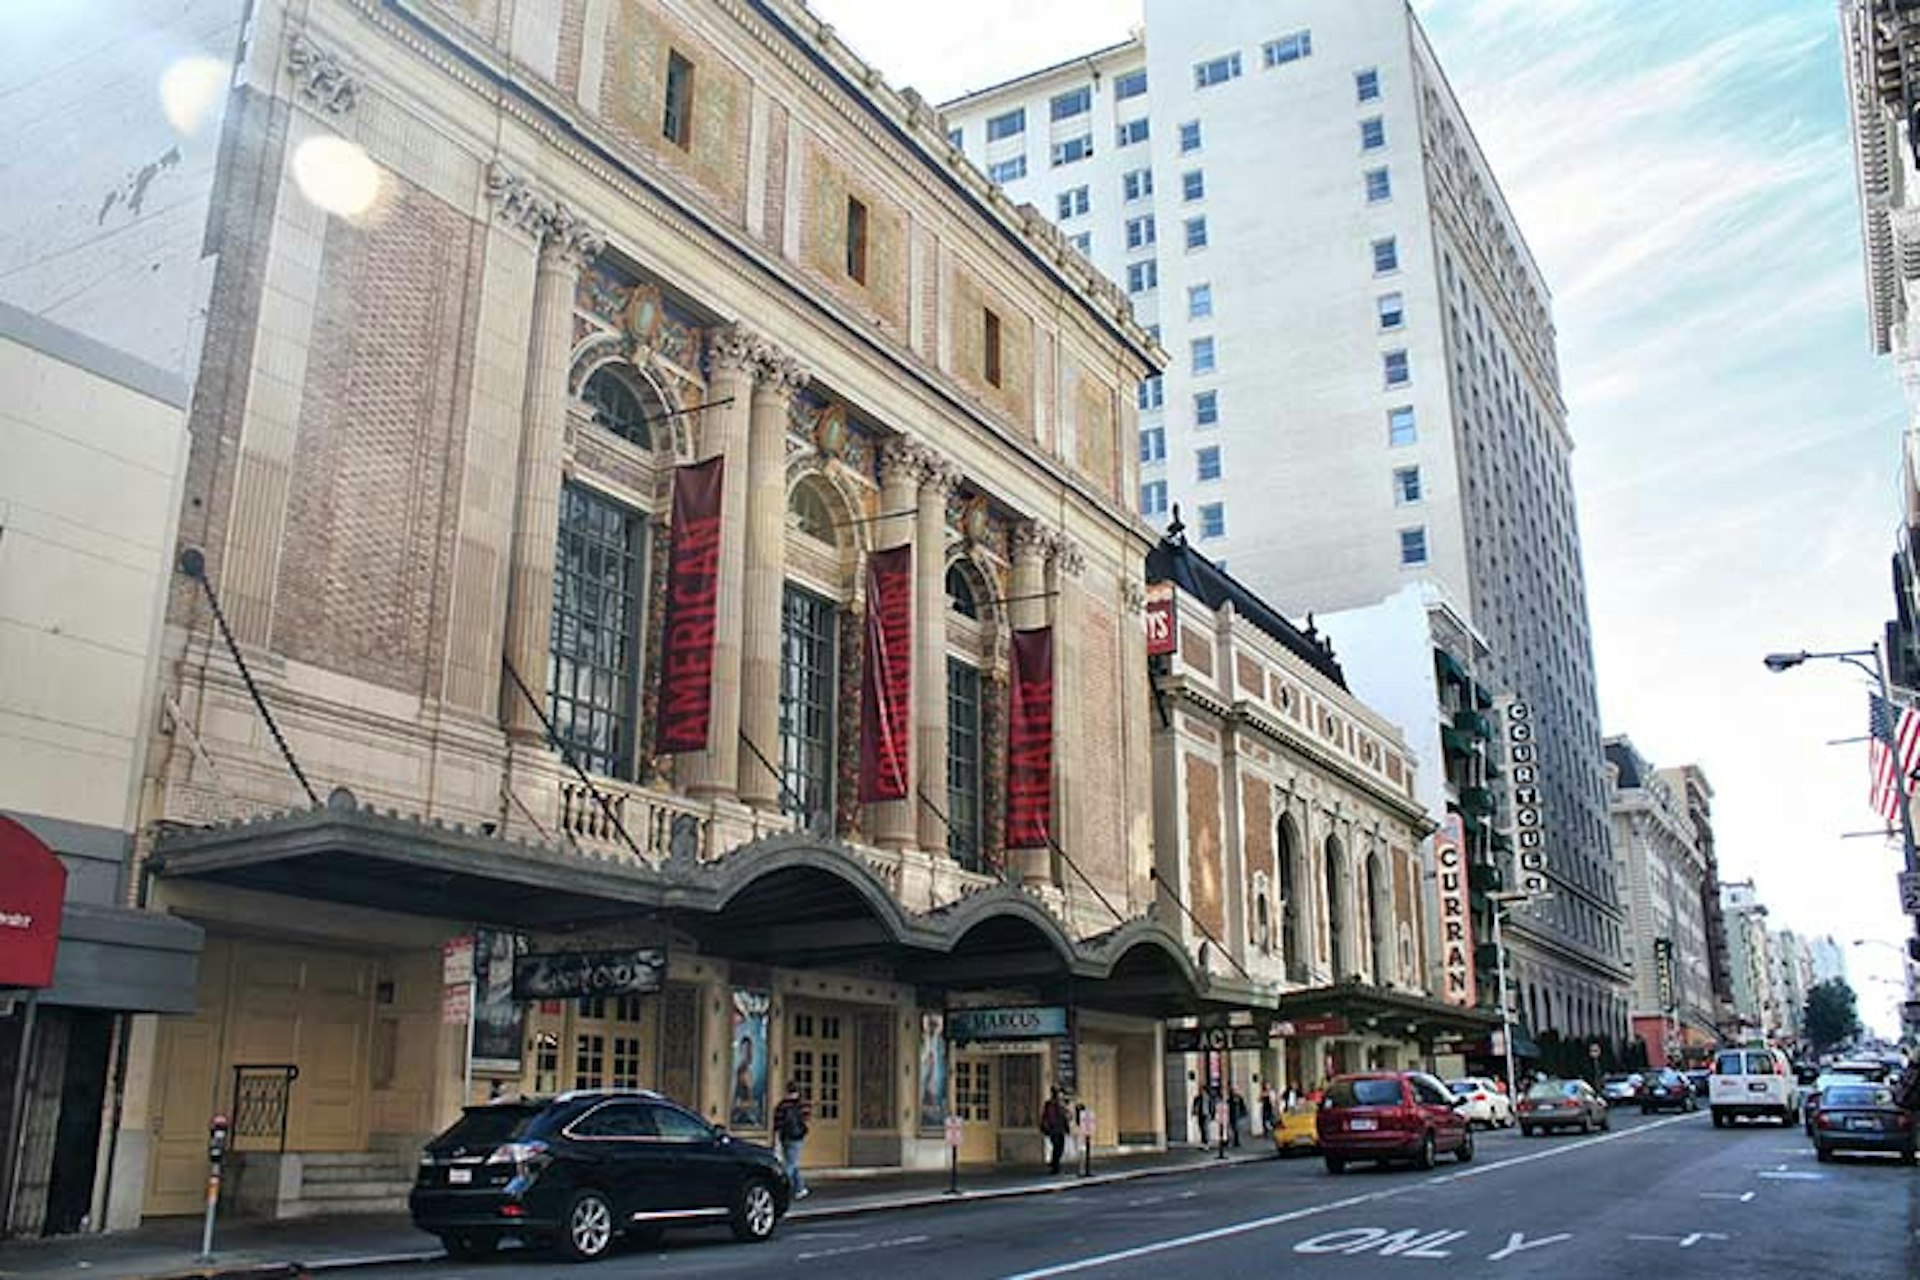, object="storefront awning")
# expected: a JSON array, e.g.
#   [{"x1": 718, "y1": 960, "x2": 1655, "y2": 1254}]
[
  {"x1": 1272, "y1": 978, "x2": 1500, "y2": 1043},
  {"x1": 42, "y1": 902, "x2": 203, "y2": 1014}
]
